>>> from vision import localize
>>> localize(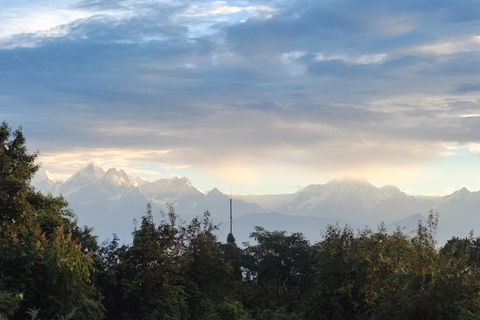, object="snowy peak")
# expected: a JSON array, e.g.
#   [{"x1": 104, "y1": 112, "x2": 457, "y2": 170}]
[
  {"x1": 301, "y1": 179, "x2": 377, "y2": 197},
  {"x1": 102, "y1": 168, "x2": 137, "y2": 188},
  {"x1": 443, "y1": 187, "x2": 474, "y2": 201},
  {"x1": 67, "y1": 162, "x2": 106, "y2": 184},
  {"x1": 135, "y1": 177, "x2": 148, "y2": 187},
  {"x1": 139, "y1": 176, "x2": 202, "y2": 199},
  {"x1": 31, "y1": 167, "x2": 62, "y2": 193},
  {"x1": 287, "y1": 179, "x2": 379, "y2": 208},
  {"x1": 207, "y1": 188, "x2": 223, "y2": 196},
  {"x1": 279, "y1": 178, "x2": 432, "y2": 222},
  {"x1": 54, "y1": 162, "x2": 105, "y2": 196},
  {"x1": 34, "y1": 167, "x2": 59, "y2": 184},
  {"x1": 378, "y1": 185, "x2": 402, "y2": 195},
  {"x1": 45, "y1": 170, "x2": 57, "y2": 183},
  {"x1": 205, "y1": 188, "x2": 226, "y2": 201},
  {"x1": 326, "y1": 177, "x2": 375, "y2": 188},
  {"x1": 324, "y1": 178, "x2": 378, "y2": 201},
  {"x1": 434, "y1": 187, "x2": 480, "y2": 232}
]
